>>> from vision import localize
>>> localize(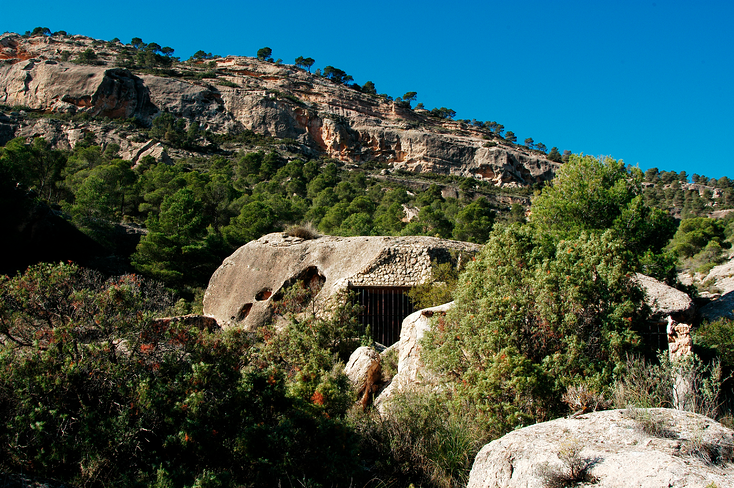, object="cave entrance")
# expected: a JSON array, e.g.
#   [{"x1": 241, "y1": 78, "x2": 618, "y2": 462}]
[
  {"x1": 272, "y1": 266, "x2": 326, "y2": 316},
  {"x1": 351, "y1": 287, "x2": 415, "y2": 348}
]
